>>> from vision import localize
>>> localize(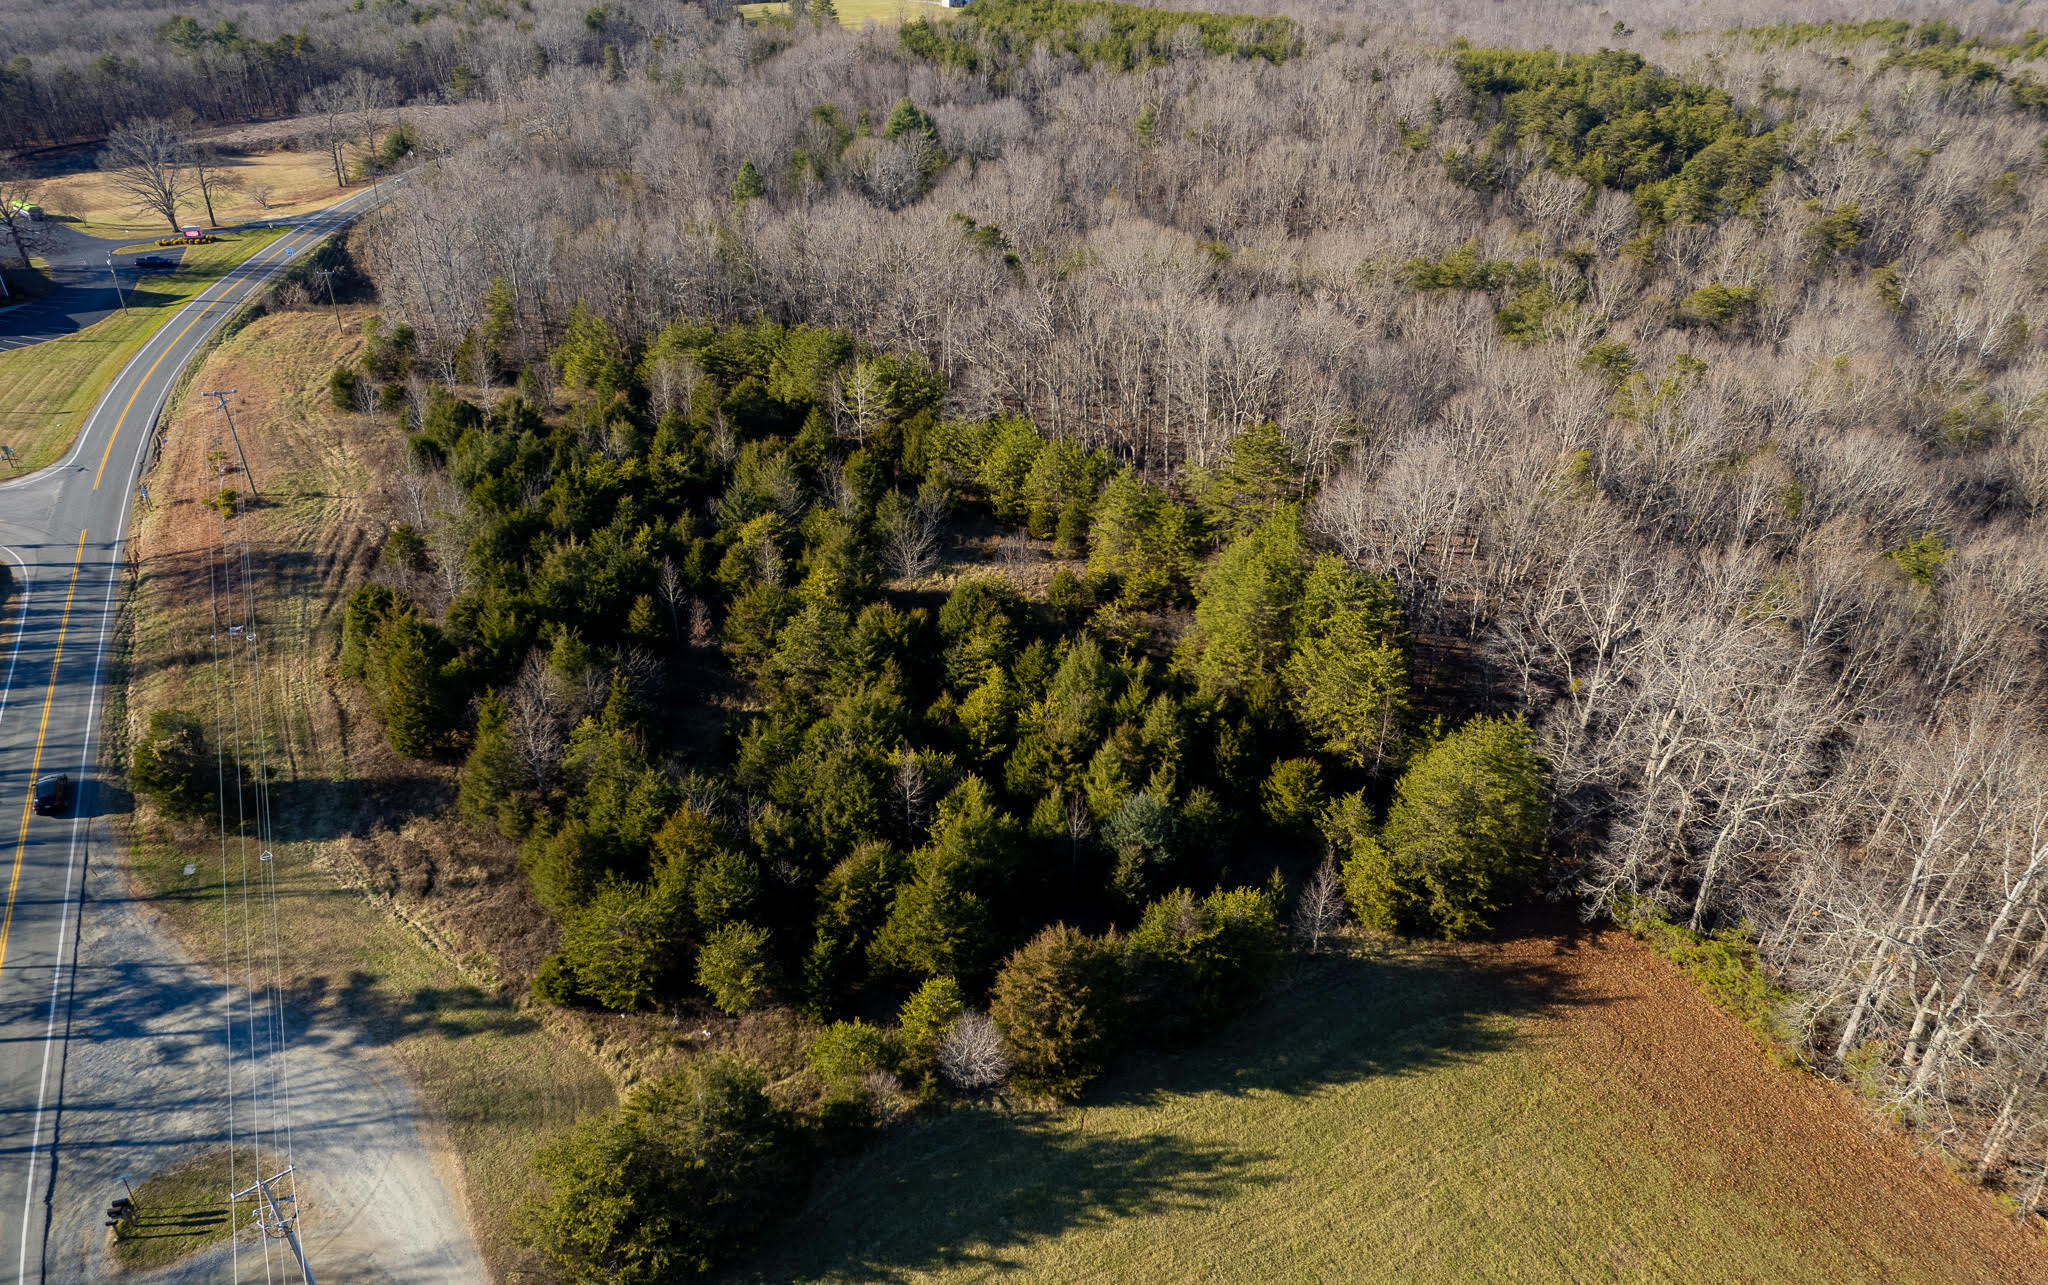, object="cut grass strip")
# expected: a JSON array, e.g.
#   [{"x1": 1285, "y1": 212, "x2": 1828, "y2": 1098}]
[
  {"x1": 0, "y1": 227, "x2": 288, "y2": 474},
  {"x1": 110, "y1": 1148, "x2": 284, "y2": 1272}
]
